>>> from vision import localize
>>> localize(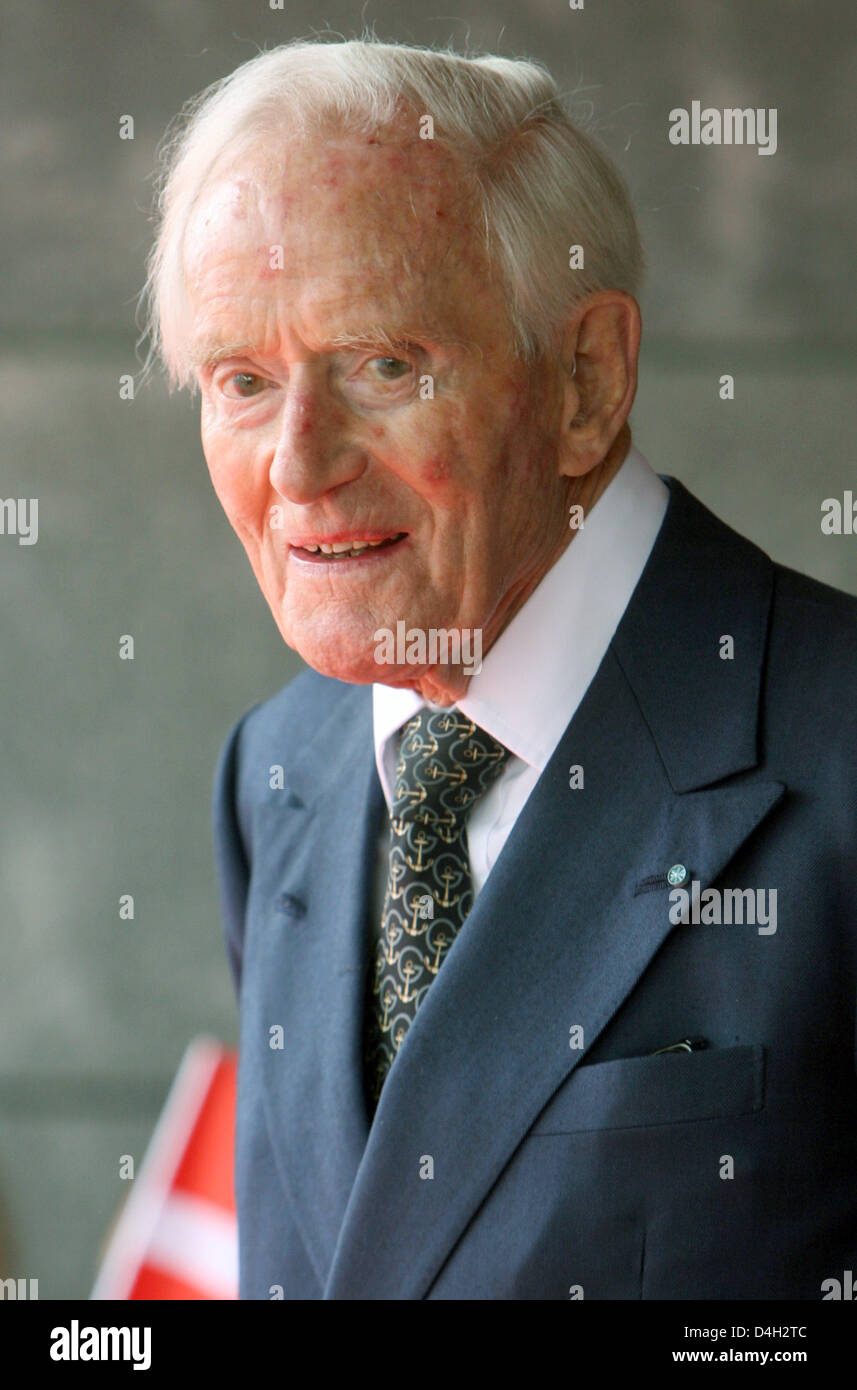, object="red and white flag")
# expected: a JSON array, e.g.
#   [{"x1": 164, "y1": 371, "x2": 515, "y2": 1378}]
[{"x1": 91, "y1": 1037, "x2": 238, "y2": 1300}]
